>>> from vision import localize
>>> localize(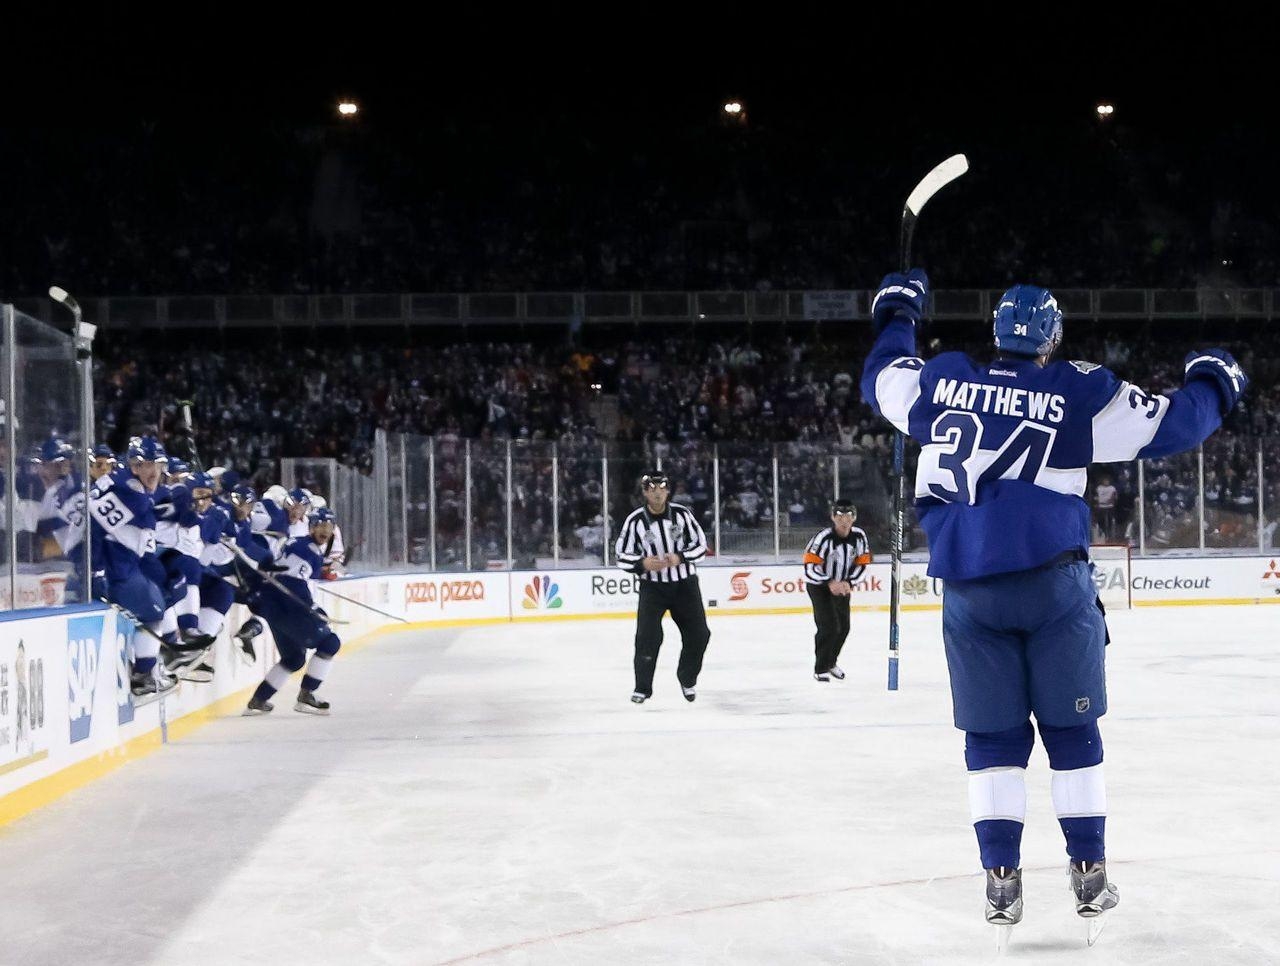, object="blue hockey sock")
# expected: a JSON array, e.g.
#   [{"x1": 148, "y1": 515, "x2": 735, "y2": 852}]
[
  {"x1": 134, "y1": 656, "x2": 157, "y2": 675},
  {"x1": 975, "y1": 819, "x2": 1023, "y2": 871},
  {"x1": 301, "y1": 675, "x2": 323, "y2": 692},
  {"x1": 1059, "y1": 816, "x2": 1106, "y2": 863}
]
